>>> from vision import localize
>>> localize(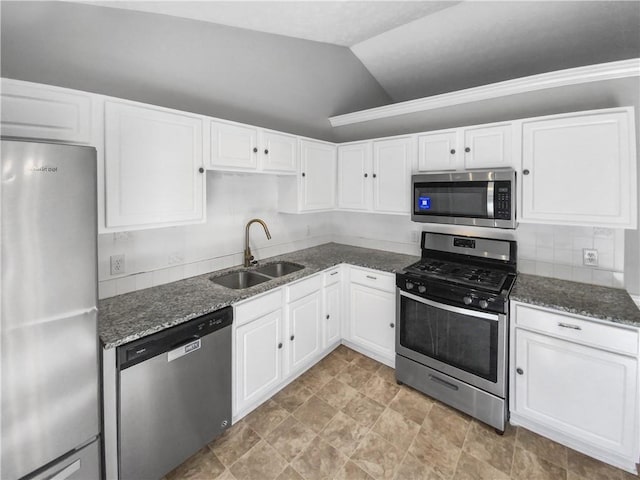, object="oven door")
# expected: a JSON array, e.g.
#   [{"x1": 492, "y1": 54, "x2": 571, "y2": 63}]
[{"x1": 396, "y1": 290, "x2": 507, "y2": 398}]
